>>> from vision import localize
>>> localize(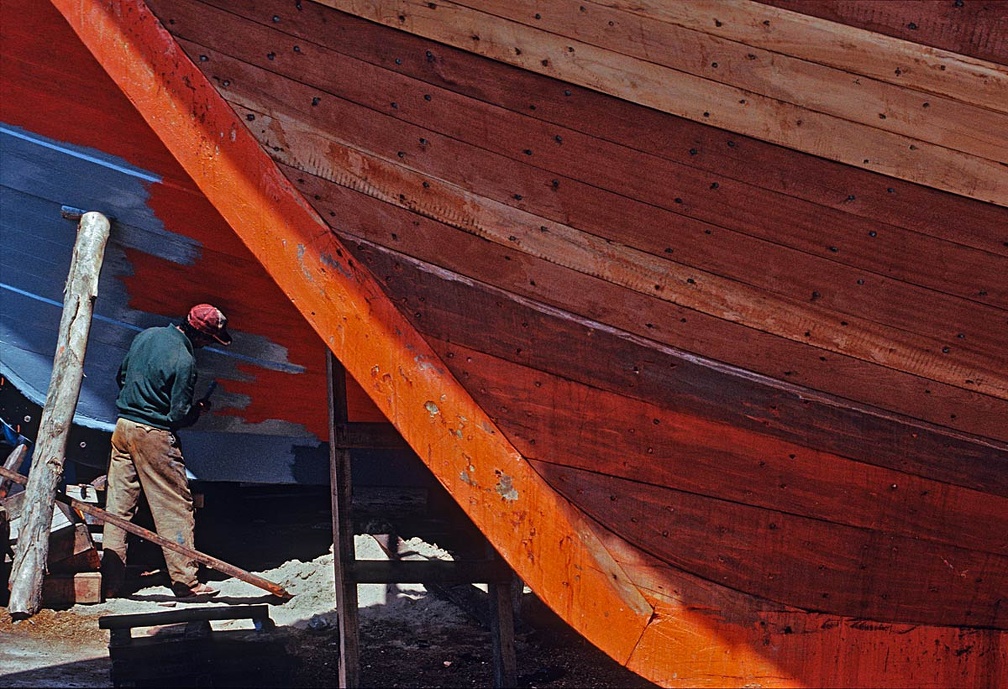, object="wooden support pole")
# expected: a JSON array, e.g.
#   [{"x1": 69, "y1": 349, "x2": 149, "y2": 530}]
[
  {"x1": 7, "y1": 211, "x2": 110, "y2": 619},
  {"x1": 328, "y1": 353, "x2": 360, "y2": 688},
  {"x1": 490, "y1": 575, "x2": 518, "y2": 689},
  {"x1": 0, "y1": 466, "x2": 292, "y2": 601}
]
